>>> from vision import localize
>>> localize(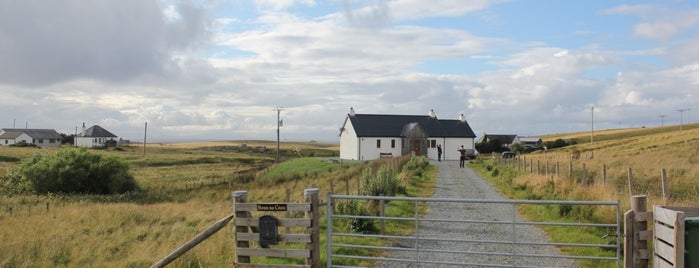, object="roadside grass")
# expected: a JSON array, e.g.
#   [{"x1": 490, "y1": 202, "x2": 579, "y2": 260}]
[
  {"x1": 469, "y1": 159, "x2": 618, "y2": 268},
  {"x1": 470, "y1": 124, "x2": 699, "y2": 268}
]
